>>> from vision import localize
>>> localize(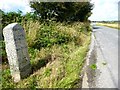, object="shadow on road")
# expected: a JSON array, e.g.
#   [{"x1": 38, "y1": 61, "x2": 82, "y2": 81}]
[{"x1": 92, "y1": 26, "x2": 101, "y2": 29}]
